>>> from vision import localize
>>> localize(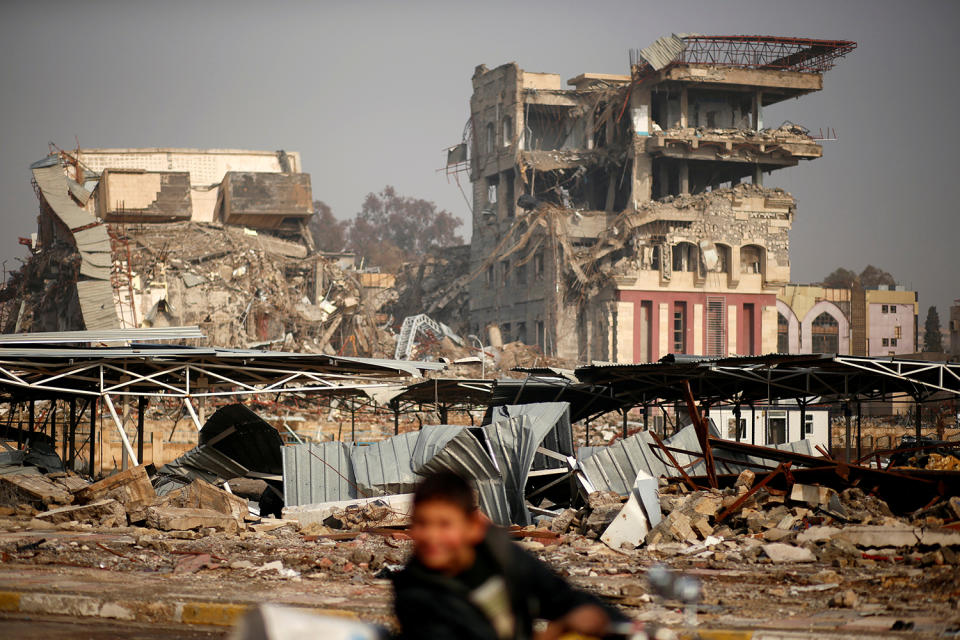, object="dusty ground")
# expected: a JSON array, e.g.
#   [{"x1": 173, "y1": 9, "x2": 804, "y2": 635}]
[{"x1": 1, "y1": 520, "x2": 959, "y2": 637}]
